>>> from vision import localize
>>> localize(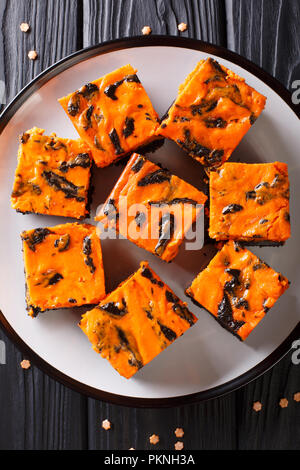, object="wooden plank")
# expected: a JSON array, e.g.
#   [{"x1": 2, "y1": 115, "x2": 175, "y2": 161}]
[
  {"x1": 226, "y1": 0, "x2": 300, "y2": 88},
  {"x1": 87, "y1": 356, "x2": 299, "y2": 450},
  {"x1": 1, "y1": 0, "x2": 81, "y2": 103},
  {"x1": 83, "y1": 0, "x2": 227, "y2": 46},
  {"x1": 87, "y1": 393, "x2": 237, "y2": 450},
  {"x1": 0, "y1": 341, "x2": 88, "y2": 449},
  {"x1": 236, "y1": 351, "x2": 300, "y2": 450},
  {"x1": 0, "y1": 0, "x2": 87, "y2": 450}
]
